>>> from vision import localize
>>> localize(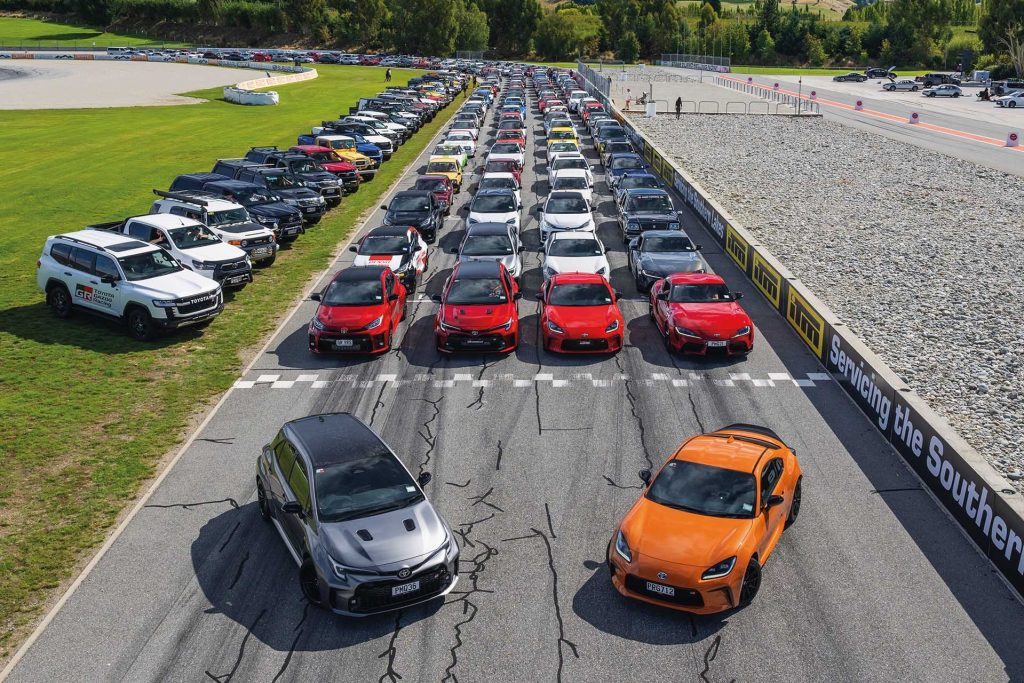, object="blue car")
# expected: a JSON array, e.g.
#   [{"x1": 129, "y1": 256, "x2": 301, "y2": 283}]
[{"x1": 606, "y1": 153, "x2": 650, "y2": 188}]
